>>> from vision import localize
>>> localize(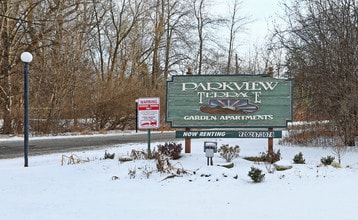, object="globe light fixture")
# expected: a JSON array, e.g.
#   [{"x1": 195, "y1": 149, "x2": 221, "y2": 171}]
[{"x1": 20, "y1": 52, "x2": 33, "y2": 63}]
